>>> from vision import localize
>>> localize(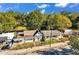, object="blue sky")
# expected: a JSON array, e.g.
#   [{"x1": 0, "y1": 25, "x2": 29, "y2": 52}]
[{"x1": 0, "y1": 3, "x2": 79, "y2": 14}]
